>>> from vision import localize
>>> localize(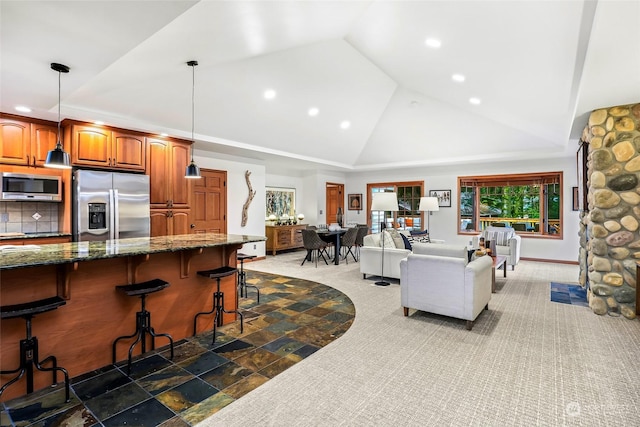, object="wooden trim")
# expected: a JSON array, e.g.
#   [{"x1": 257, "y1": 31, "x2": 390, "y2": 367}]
[{"x1": 520, "y1": 257, "x2": 578, "y2": 265}]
